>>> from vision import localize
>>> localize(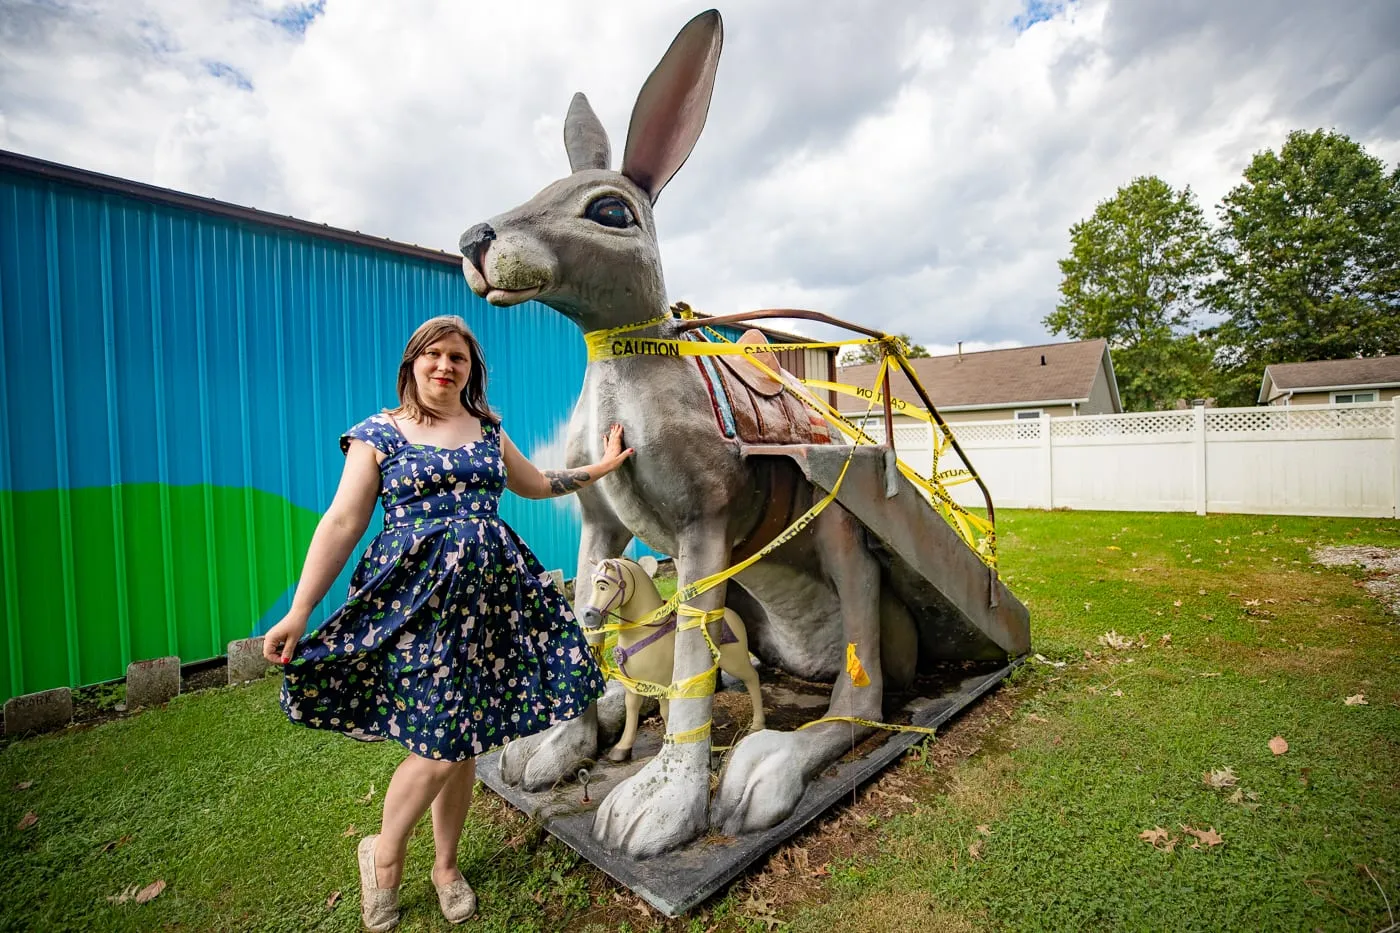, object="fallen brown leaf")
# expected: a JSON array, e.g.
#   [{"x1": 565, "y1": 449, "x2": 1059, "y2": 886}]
[
  {"x1": 976, "y1": 824, "x2": 992, "y2": 837},
  {"x1": 741, "y1": 893, "x2": 779, "y2": 930},
  {"x1": 342, "y1": 825, "x2": 357, "y2": 837},
  {"x1": 1226, "y1": 788, "x2": 1261, "y2": 811},
  {"x1": 1097, "y1": 630, "x2": 1135, "y2": 650},
  {"x1": 16, "y1": 812, "x2": 37, "y2": 831},
  {"x1": 134, "y1": 880, "x2": 166, "y2": 904},
  {"x1": 1159, "y1": 633, "x2": 1172, "y2": 646},
  {"x1": 1344, "y1": 694, "x2": 1367, "y2": 706},
  {"x1": 1203, "y1": 766, "x2": 1239, "y2": 790},
  {"x1": 1138, "y1": 826, "x2": 1170, "y2": 848},
  {"x1": 968, "y1": 839, "x2": 984, "y2": 860},
  {"x1": 326, "y1": 890, "x2": 341, "y2": 909},
  {"x1": 15, "y1": 781, "x2": 33, "y2": 791},
  {"x1": 1181, "y1": 825, "x2": 1224, "y2": 848},
  {"x1": 786, "y1": 846, "x2": 810, "y2": 871},
  {"x1": 359, "y1": 783, "x2": 376, "y2": 803},
  {"x1": 1269, "y1": 736, "x2": 1289, "y2": 755},
  {"x1": 1026, "y1": 713, "x2": 1049, "y2": 723}
]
